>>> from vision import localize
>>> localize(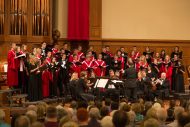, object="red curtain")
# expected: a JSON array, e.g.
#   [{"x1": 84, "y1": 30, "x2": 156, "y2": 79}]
[{"x1": 67, "y1": 0, "x2": 89, "y2": 40}]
